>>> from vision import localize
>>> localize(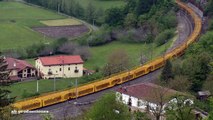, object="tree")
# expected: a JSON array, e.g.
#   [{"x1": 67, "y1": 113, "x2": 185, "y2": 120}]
[
  {"x1": 85, "y1": 93, "x2": 131, "y2": 120},
  {"x1": 133, "y1": 111, "x2": 151, "y2": 120},
  {"x1": 168, "y1": 75, "x2": 191, "y2": 92},
  {"x1": 85, "y1": 2, "x2": 96, "y2": 23},
  {"x1": 160, "y1": 60, "x2": 174, "y2": 83},
  {"x1": 183, "y1": 52, "x2": 211, "y2": 92},
  {"x1": 102, "y1": 49, "x2": 130, "y2": 76},
  {"x1": 165, "y1": 95, "x2": 195, "y2": 120},
  {"x1": 0, "y1": 56, "x2": 15, "y2": 120},
  {"x1": 73, "y1": 46, "x2": 91, "y2": 61},
  {"x1": 124, "y1": 13, "x2": 137, "y2": 28},
  {"x1": 105, "y1": 7, "x2": 125, "y2": 26},
  {"x1": 148, "y1": 85, "x2": 171, "y2": 120}
]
